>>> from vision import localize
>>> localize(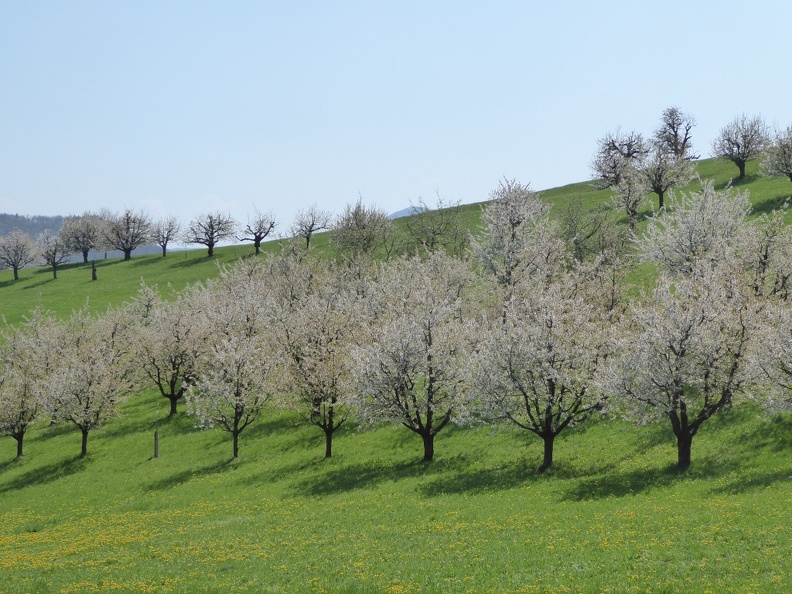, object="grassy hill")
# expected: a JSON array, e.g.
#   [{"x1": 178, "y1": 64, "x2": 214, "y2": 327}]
[
  {"x1": 3, "y1": 157, "x2": 792, "y2": 327},
  {"x1": 2, "y1": 158, "x2": 792, "y2": 592}
]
